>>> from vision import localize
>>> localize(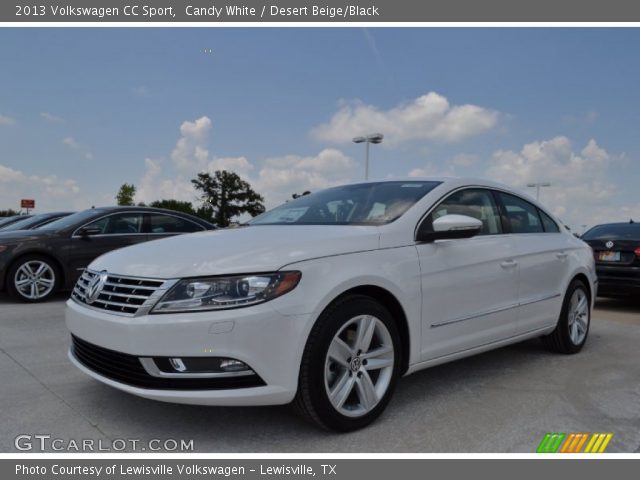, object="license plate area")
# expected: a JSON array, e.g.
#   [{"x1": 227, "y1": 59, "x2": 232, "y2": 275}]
[{"x1": 598, "y1": 251, "x2": 621, "y2": 262}]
